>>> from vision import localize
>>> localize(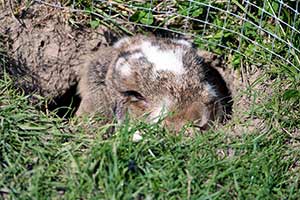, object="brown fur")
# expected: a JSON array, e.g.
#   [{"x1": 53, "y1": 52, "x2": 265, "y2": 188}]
[{"x1": 77, "y1": 35, "x2": 232, "y2": 132}]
